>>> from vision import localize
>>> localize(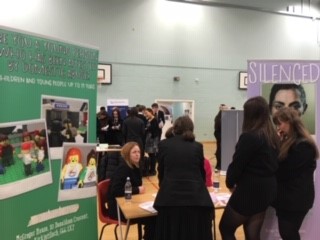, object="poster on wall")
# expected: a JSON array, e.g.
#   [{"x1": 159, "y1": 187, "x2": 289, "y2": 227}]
[
  {"x1": 247, "y1": 60, "x2": 320, "y2": 240},
  {"x1": 106, "y1": 98, "x2": 129, "y2": 120},
  {"x1": 0, "y1": 26, "x2": 99, "y2": 240}
]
